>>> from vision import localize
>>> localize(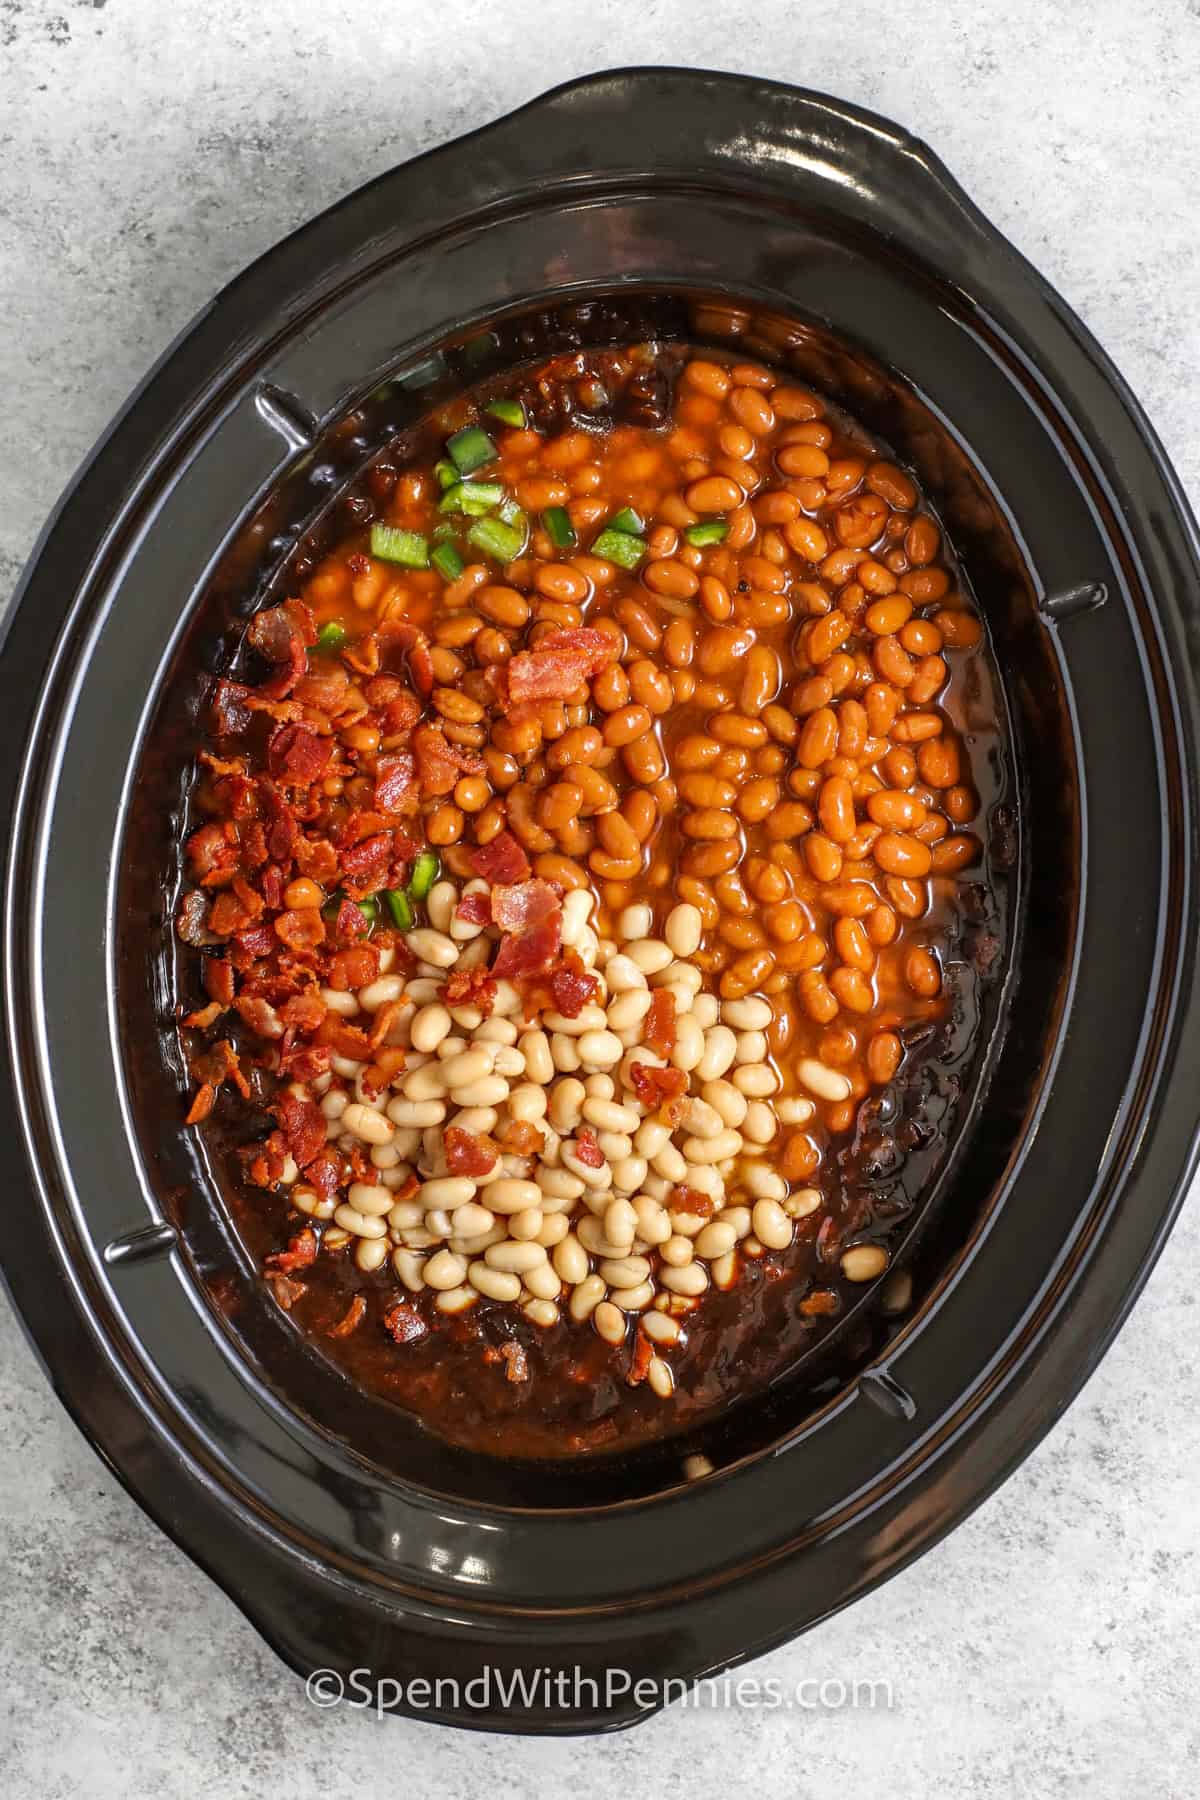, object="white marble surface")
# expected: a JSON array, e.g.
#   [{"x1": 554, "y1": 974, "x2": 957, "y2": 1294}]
[{"x1": 2, "y1": 3, "x2": 1199, "y2": 1794}]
